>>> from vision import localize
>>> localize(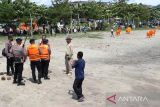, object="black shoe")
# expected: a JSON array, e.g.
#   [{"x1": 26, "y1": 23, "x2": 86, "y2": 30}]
[
  {"x1": 44, "y1": 77, "x2": 50, "y2": 80},
  {"x1": 17, "y1": 82, "x2": 25, "y2": 86},
  {"x1": 33, "y1": 80, "x2": 37, "y2": 83},
  {"x1": 13, "y1": 81, "x2": 18, "y2": 84},
  {"x1": 78, "y1": 97, "x2": 85, "y2": 102},
  {"x1": 7, "y1": 73, "x2": 12, "y2": 76},
  {"x1": 37, "y1": 80, "x2": 42, "y2": 84}
]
